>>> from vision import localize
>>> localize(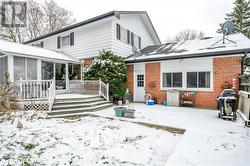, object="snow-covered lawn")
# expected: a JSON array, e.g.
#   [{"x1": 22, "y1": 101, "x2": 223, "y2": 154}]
[
  {"x1": 0, "y1": 115, "x2": 181, "y2": 166},
  {"x1": 94, "y1": 104, "x2": 250, "y2": 166},
  {"x1": 0, "y1": 103, "x2": 249, "y2": 166}
]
